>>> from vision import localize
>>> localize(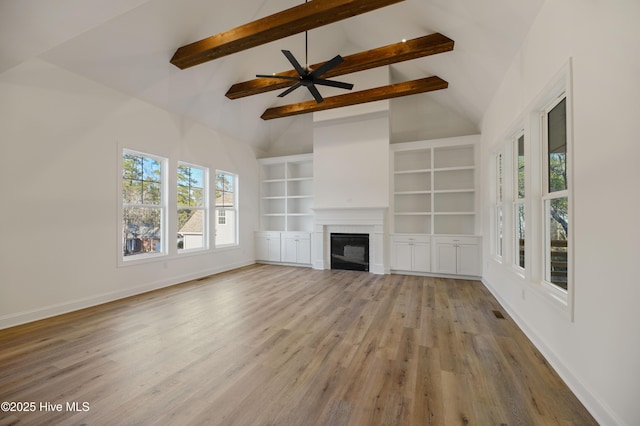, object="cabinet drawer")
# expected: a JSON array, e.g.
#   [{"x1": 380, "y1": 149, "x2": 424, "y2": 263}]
[
  {"x1": 391, "y1": 234, "x2": 430, "y2": 244},
  {"x1": 434, "y1": 236, "x2": 479, "y2": 245},
  {"x1": 281, "y1": 232, "x2": 310, "y2": 241},
  {"x1": 256, "y1": 231, "x2": 281, "y2": 240}
]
